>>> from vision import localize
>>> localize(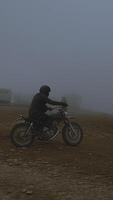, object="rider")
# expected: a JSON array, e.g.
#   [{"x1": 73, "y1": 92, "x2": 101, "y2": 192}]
[{"x1": 29, "y1": 85, "x2": 68, "y2": 128}]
